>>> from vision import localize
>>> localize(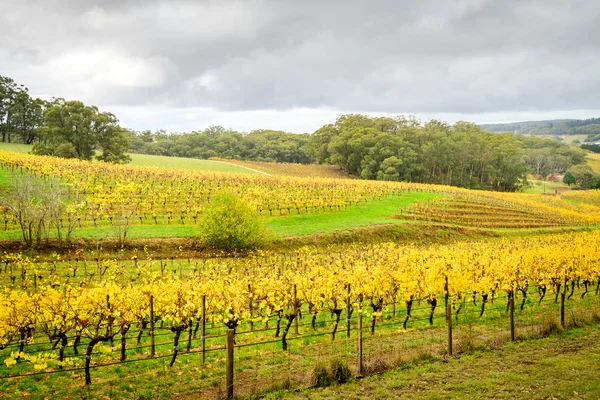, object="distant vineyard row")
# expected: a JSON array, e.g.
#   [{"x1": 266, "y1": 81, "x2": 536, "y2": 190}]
[
  {"x1": 2, "y1": 151, "x2": 599, "y2": 235},
  {"x1": 0, "y1": 150, "x2": 450, "y2": 235}
]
